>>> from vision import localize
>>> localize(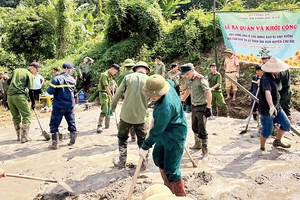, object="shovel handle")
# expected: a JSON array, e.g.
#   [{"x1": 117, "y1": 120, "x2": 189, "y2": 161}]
[
  {"x1": 6, "y1": 173, "x2": 57, "y2": 183},
  {"x1": 127, "y1": 156, "x2": 143, "y2": 200}
]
